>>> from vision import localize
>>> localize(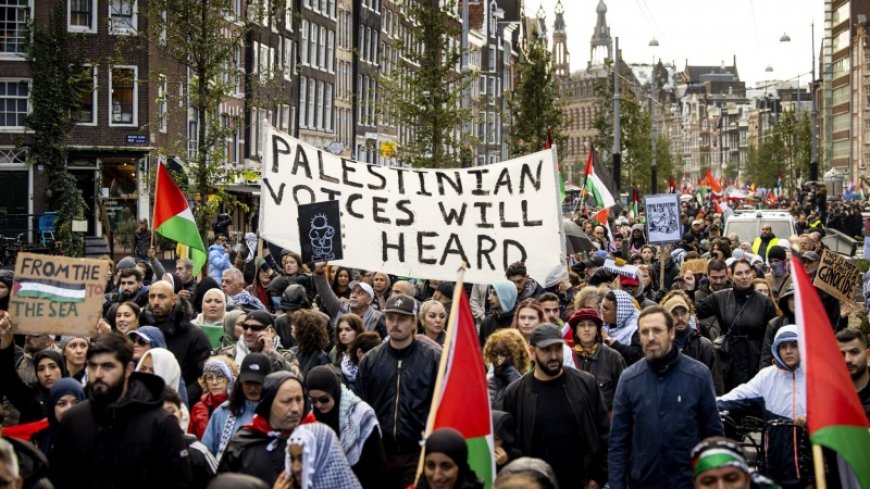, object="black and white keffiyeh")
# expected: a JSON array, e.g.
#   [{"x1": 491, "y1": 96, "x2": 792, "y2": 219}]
[{"x1": 286, "y1": 422, "x2": 362, "y2": 489}]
